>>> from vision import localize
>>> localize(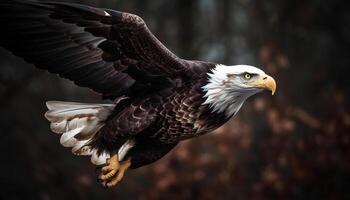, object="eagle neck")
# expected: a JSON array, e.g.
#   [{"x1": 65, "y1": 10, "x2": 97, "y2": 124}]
[{"x1": 201, "y1": 64, "x2": 253, "y2": 118}]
